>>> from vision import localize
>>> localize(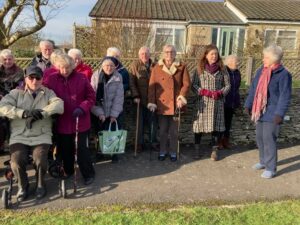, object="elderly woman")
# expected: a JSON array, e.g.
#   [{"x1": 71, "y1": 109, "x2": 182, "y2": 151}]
[
  {"x1": 148, "y1": 44, "x2": 190, "y2": 162},
  {"x1": 68, "y1": 48, "x2": 93, "y2": 81},
  {"x1": 0, "y1": 49, "x2": 24, "y2": 154},
  {"x1": 43, "y1": 49, "x2": 63, "y2": 82},
  {"x1": 192, "y1": 44, "x2": 230, "y2": 161},
  {"x1": 91, "y1": 57, "x2": 124, "y2": 163},
  {"x1": 245, "y1": 44, "x2": 292, "y2": 179},
  {"x1": 43, "y1": 54, "x2": 96, "y2": 185},
  {"x1": 221, "y1": 55, "x2": 241, "y2": 149},
  {"x1": 0, "y1": 66, "x2": 64, "y2": 201}
]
